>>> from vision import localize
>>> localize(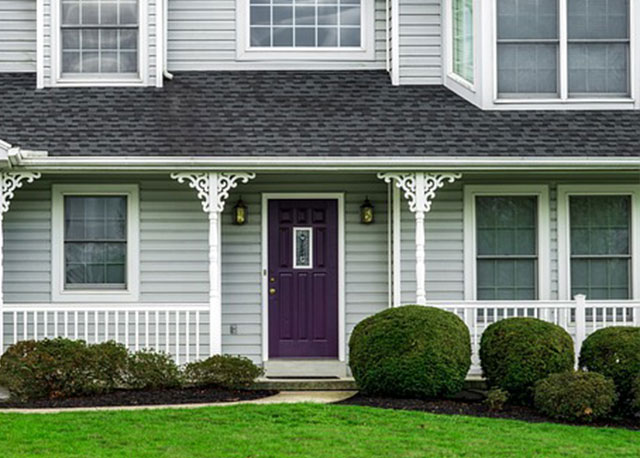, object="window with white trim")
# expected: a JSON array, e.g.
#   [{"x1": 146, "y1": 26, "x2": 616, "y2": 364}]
[
  {"x1": 59, "y1": 0, "x2": 140, "y2": 78},
  {"x1": 496, "y1": 0, "x2": 630, "y2": 99},
  {"x1": 52, "y1": 185, "x2": 139, "y2": 302},
  {"x1": 249, "y1": 0, "x2": 361, "y2": 48},
  {"x1": 452, "y1": 0, "x2": 474, "y2": 83}
]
